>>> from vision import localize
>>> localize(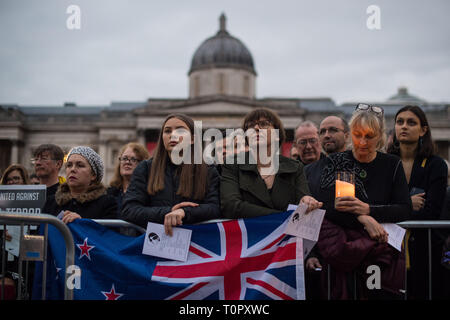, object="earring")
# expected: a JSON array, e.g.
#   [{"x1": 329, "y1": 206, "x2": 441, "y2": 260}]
[{"x1": 418, "y1": 136, "x2": 423, "y2": 149}]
